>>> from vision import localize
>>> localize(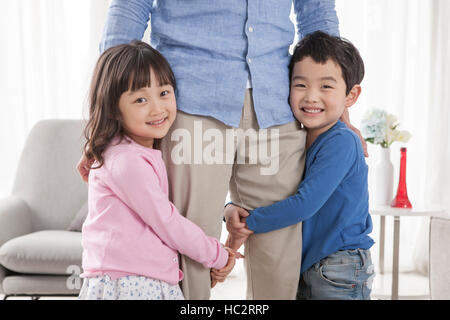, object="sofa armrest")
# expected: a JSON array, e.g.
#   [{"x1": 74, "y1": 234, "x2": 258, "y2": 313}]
[
  {"x1": 0, "y1": 196, "x2": 33, "y2": 248},
  {"x1": 0, "y1": 265, "x2": 8, "y2": 294},
  {"x1": 429, "y1": 216, "x2": 450, "y2": 299}
]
